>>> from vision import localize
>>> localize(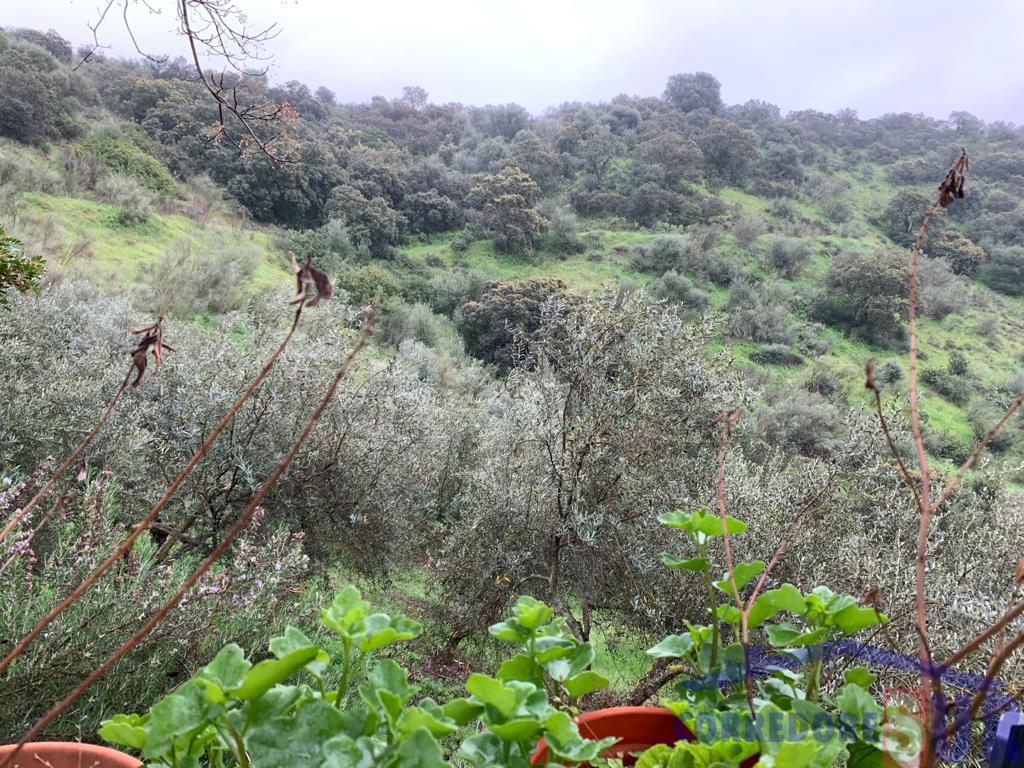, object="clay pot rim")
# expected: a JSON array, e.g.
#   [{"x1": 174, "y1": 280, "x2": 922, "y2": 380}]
[{"x1": 0, "y1": 741, "x2": 141, "y2": 768}]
